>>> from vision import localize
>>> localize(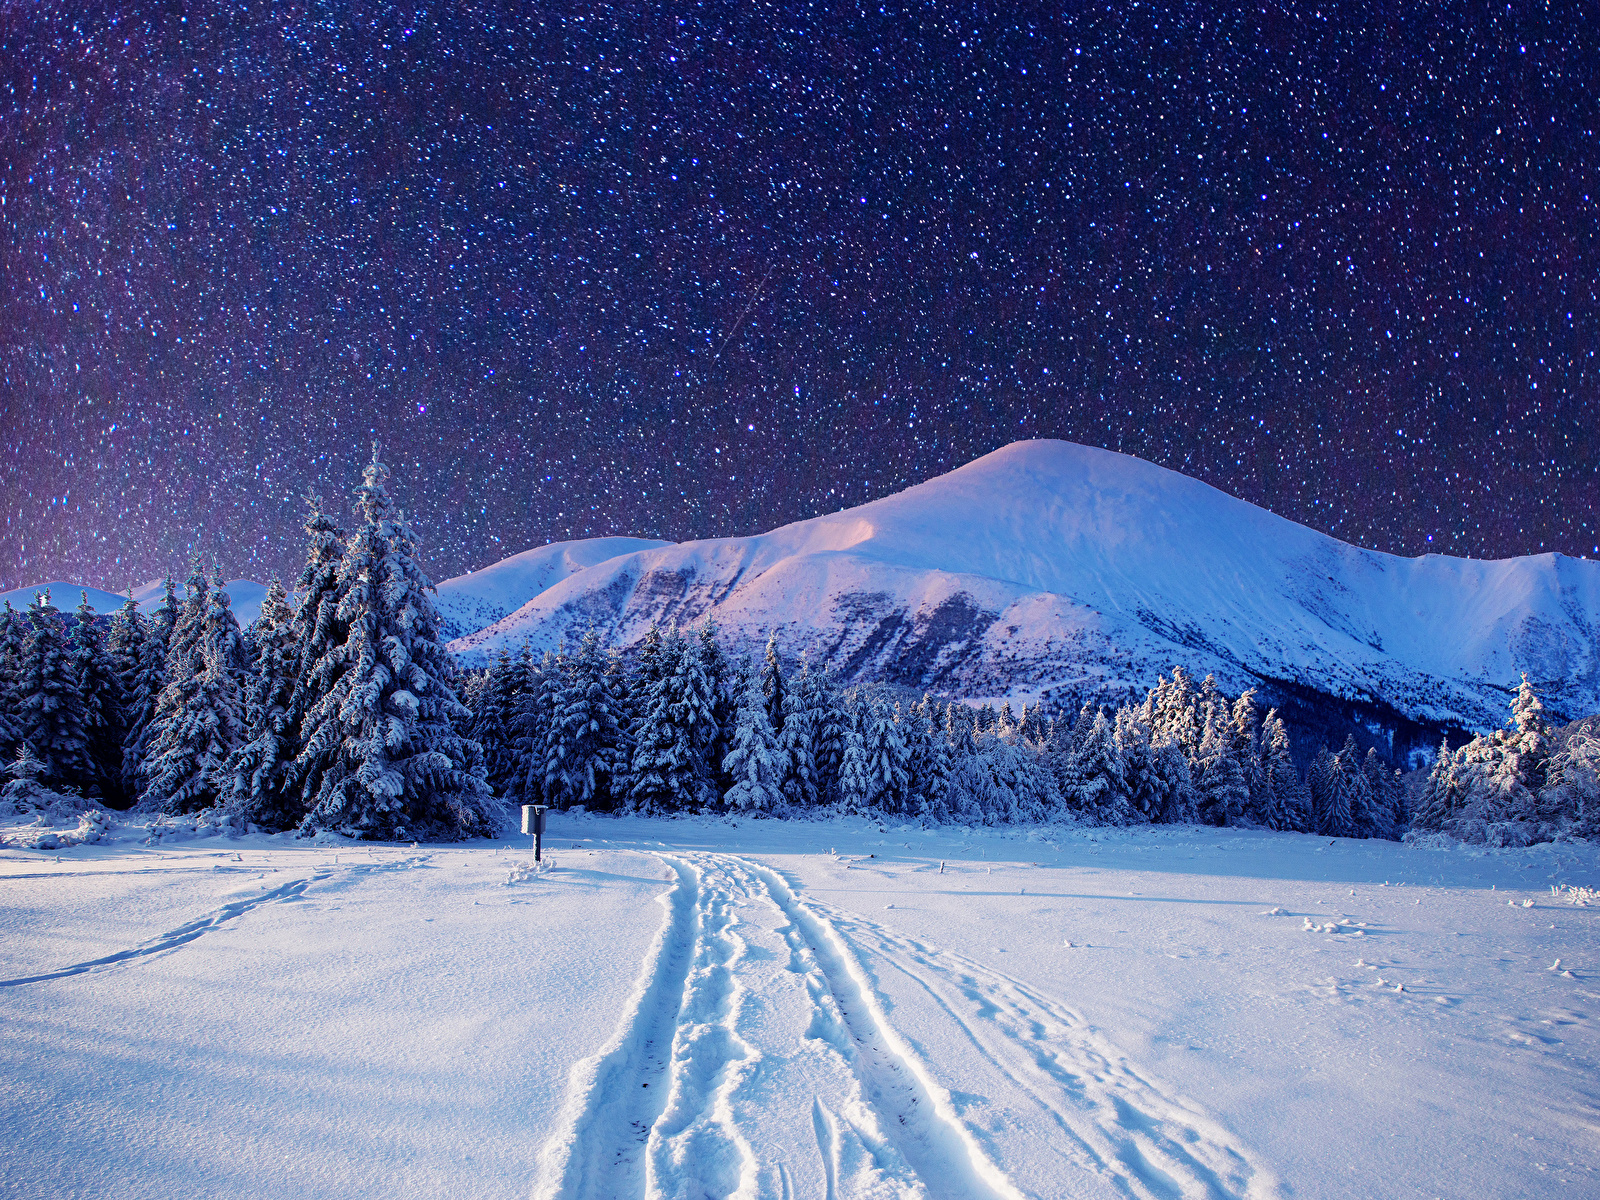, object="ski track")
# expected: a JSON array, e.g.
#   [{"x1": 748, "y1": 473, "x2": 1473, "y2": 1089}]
[
  {"x1": 540, "y1": 851, "x2": 1022, "y2": 1199},
  {"x1": 0, "y1": 855, "x2": 433, "y2": 988},
  {"x1": 806, "y1": 897, "x2": 1284, "y2": 1200},
  {"x1": 535, "y1": 854, "x2": 700, "y2": 1200}
]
